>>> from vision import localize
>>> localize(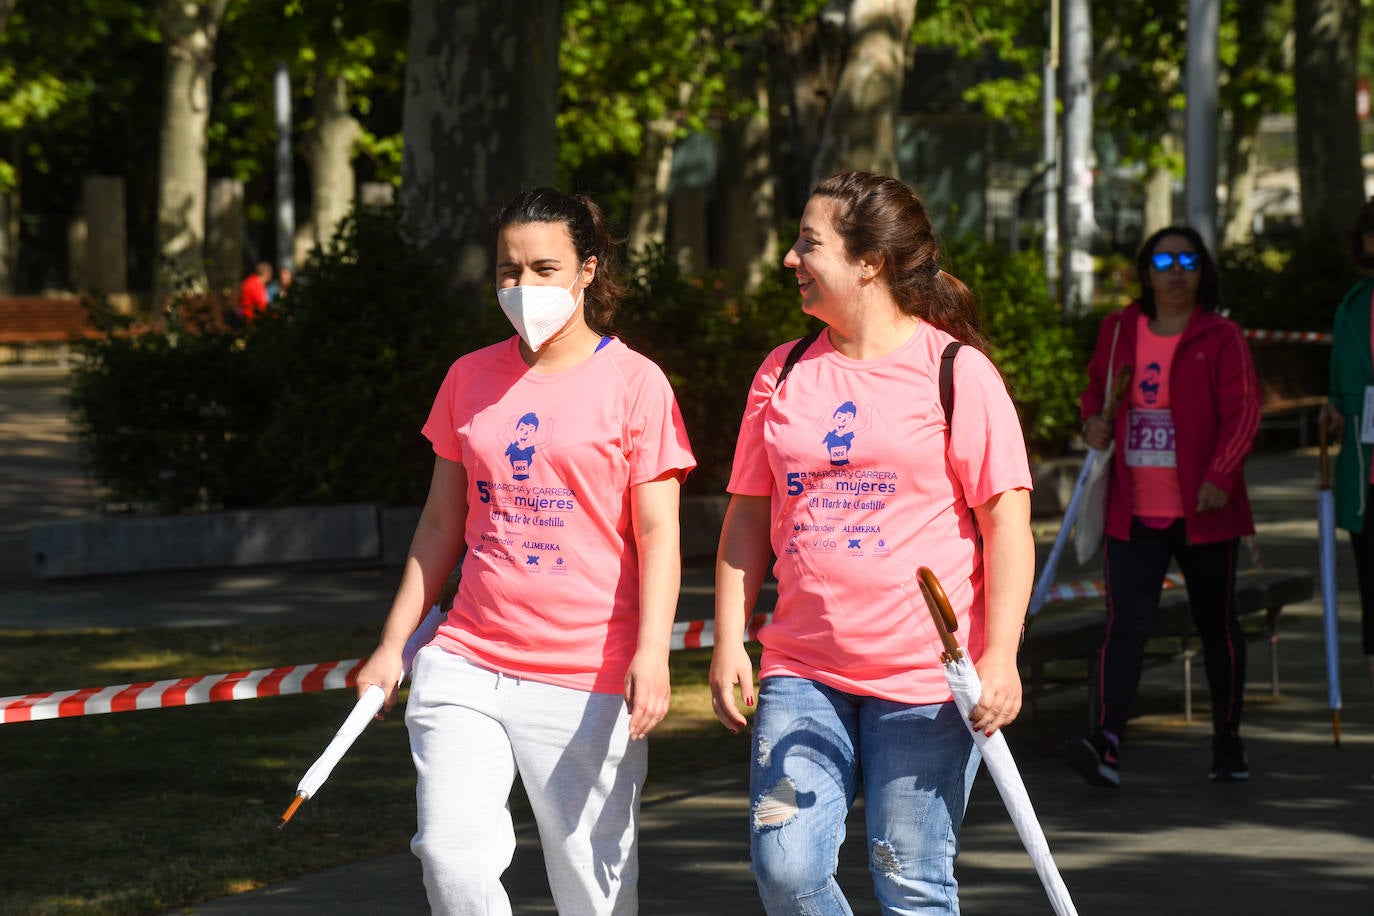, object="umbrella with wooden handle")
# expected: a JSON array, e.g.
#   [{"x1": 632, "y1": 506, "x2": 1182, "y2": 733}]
[{"x1": 911, "y1": 567, "x2": 1079, "y2": 916}]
